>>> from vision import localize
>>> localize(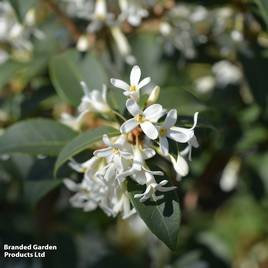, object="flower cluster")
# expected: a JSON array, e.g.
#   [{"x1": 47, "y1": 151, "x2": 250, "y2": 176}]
[
  {"x1": 160, "y1": 4, "x2": 247, "y2": 61},
  {"x1": 62, "y1": 0, "x2": 149, "y2": 29},
  {"x1": 64, "y1": 65, "x2": 199, "y2": 219},
  {"x1": 0, "y1": 2, "x2": 43, "y2": 63},
  {"x1": 61, "y1": 0, "x2": 151, "y2": 64}
]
